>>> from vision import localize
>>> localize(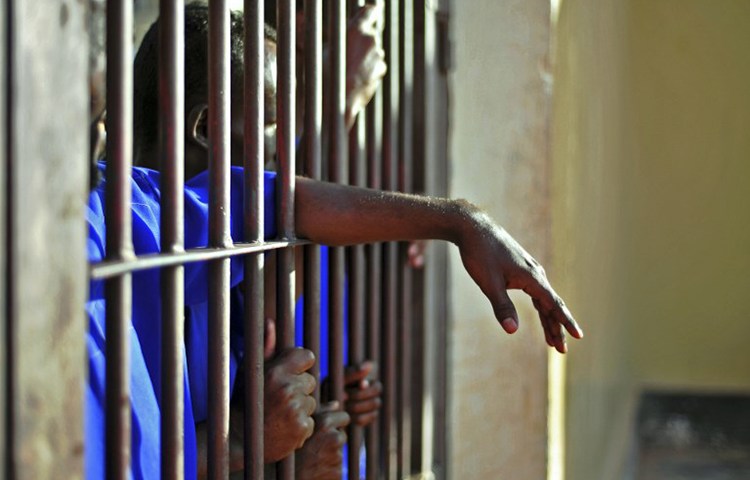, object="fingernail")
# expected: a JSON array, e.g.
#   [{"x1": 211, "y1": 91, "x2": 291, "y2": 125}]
[{"x1": 500, "y1": 317, "x2": 518, "y2": 333}]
